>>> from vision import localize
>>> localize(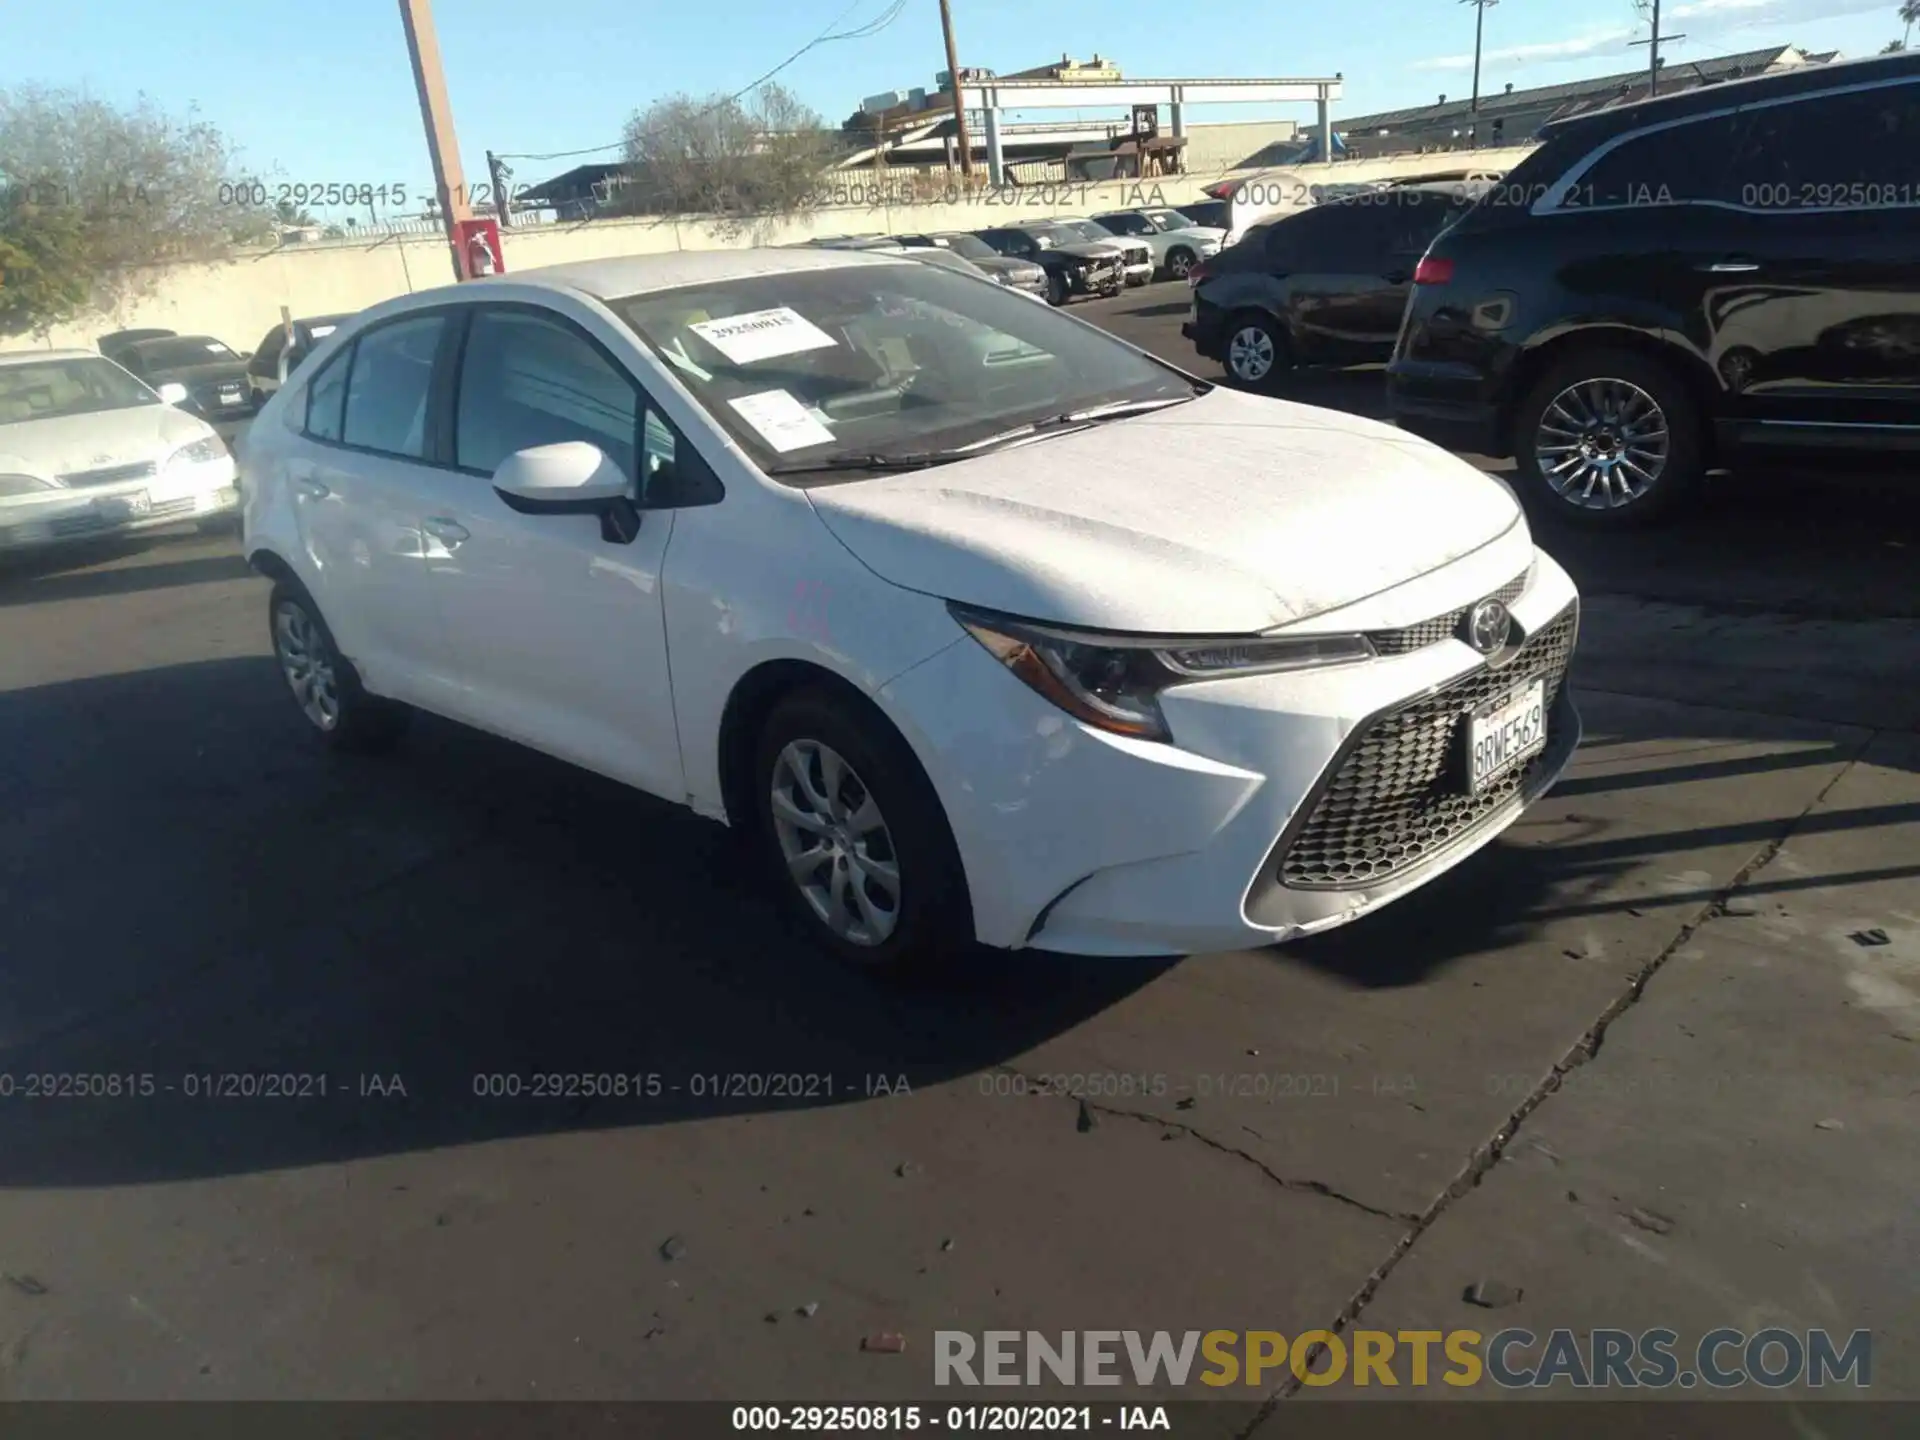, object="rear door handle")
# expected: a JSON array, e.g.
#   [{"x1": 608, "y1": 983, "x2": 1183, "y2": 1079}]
[
  {"x1": 1701, "y1": 258, "x2": 1761, "y2": 273},
  {"x1": 423, "y1": 517, "x2": 470, "y2": 545}
]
